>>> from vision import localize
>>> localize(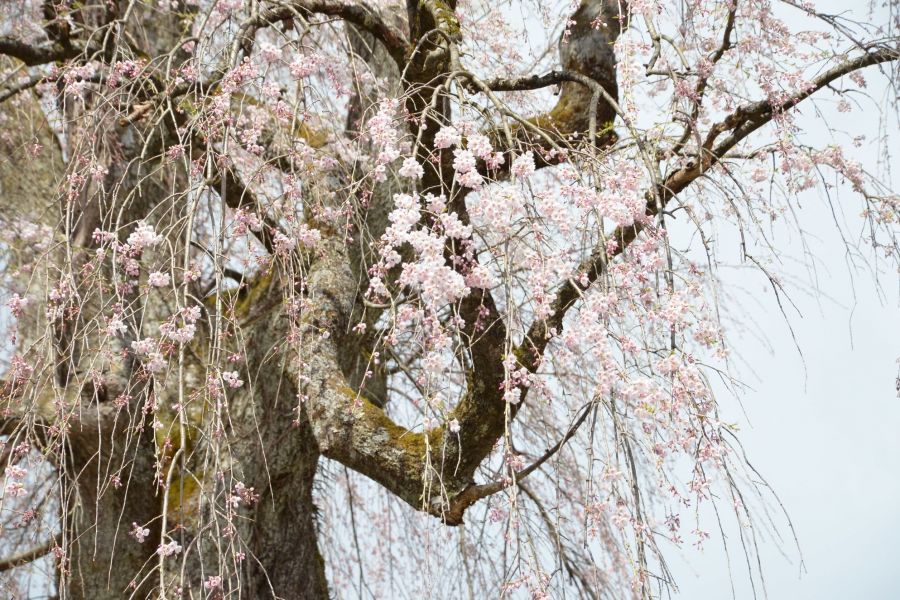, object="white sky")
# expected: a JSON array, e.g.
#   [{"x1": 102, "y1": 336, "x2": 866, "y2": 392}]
[
  {"x1": 669, "y1": 2, "x2": 899, "y2": 594},
  {"x1": 671, "y1": 195, "x2": 900, "y2": 599}
]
